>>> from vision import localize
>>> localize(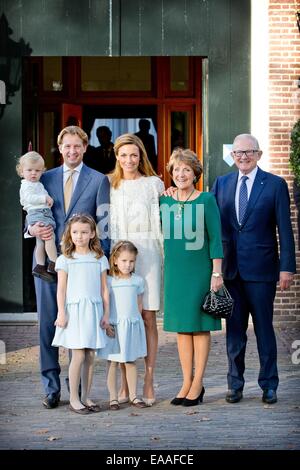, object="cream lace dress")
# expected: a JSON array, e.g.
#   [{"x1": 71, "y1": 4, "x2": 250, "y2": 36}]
[{"x1": 110, "y1": 176, "x2": 164, "y2": 311}]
